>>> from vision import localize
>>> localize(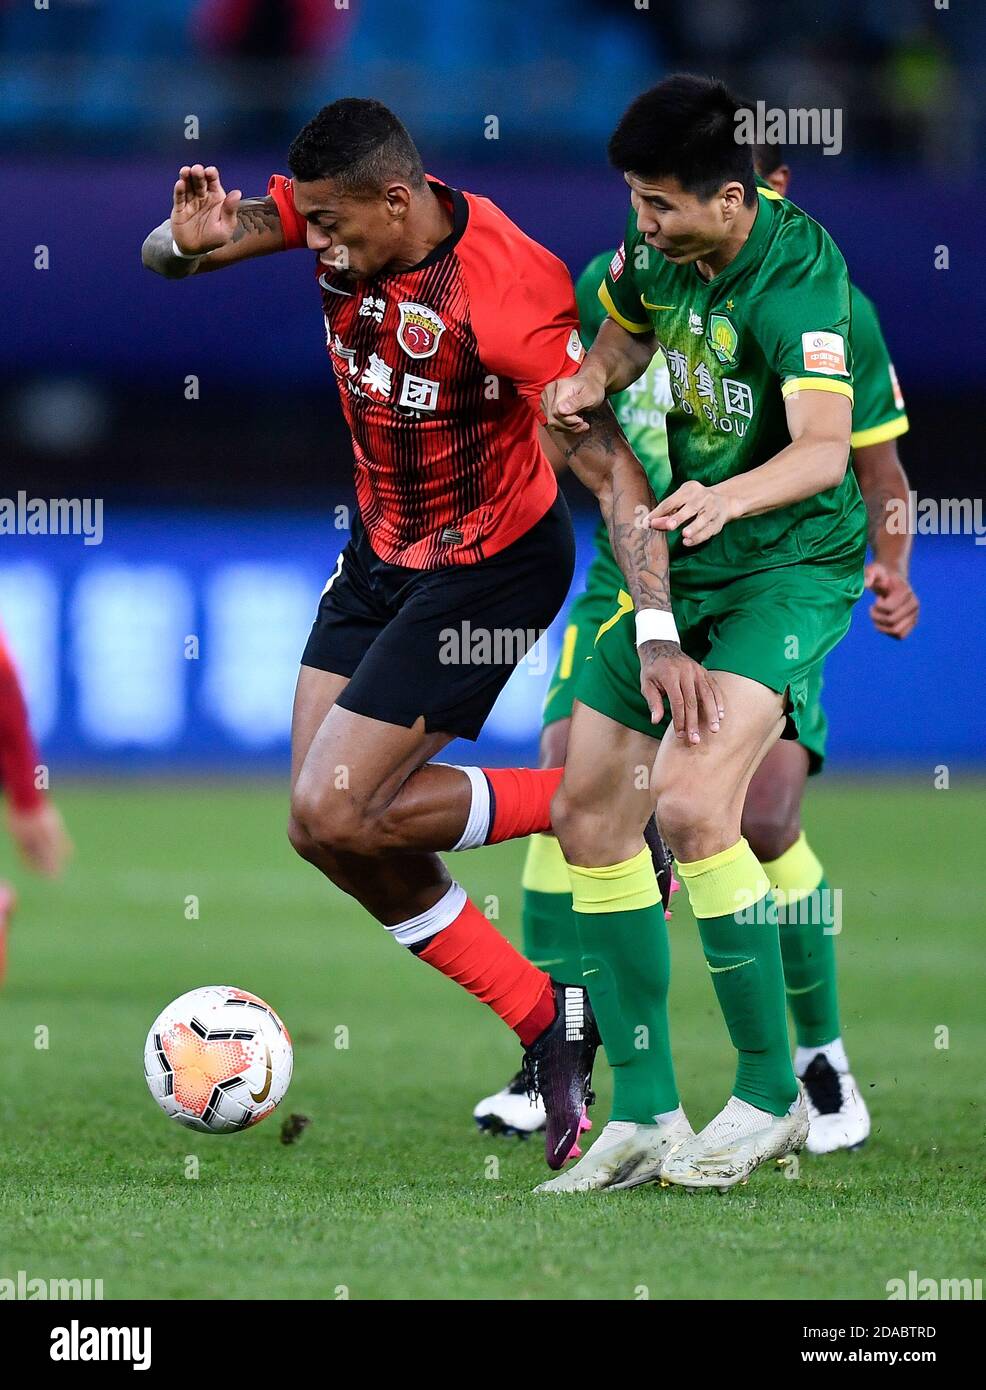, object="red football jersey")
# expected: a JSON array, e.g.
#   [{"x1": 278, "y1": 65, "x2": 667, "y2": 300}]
[{"x1": 269, "y1": 174, "x2": 583, "y2": 569}]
